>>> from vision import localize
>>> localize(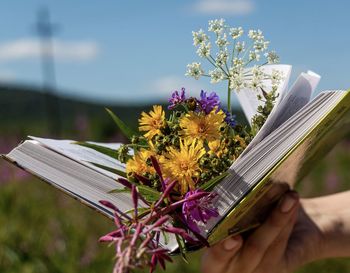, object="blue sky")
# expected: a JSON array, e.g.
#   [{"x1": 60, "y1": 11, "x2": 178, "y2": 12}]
[{"x1": 0, "y1": 0, "x2": 349, "y2": 104}]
